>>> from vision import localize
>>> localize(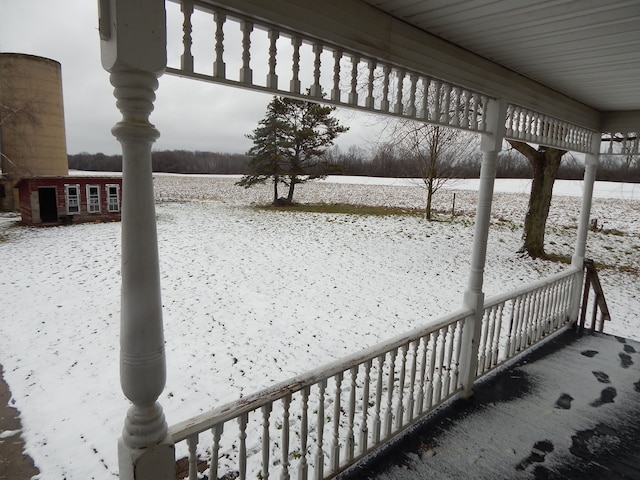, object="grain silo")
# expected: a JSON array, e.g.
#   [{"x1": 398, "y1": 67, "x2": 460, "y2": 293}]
[{"x1": 0, "y1": 53, "x2": 68, "y2": 211}]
